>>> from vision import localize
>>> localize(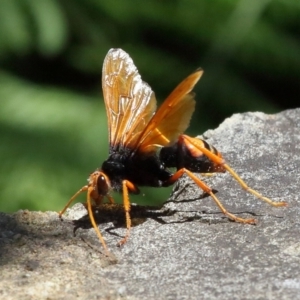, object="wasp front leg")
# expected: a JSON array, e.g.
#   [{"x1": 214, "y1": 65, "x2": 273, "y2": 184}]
[{"x1": 118, "y1": 180, "x2": 140, "y2": 246}]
